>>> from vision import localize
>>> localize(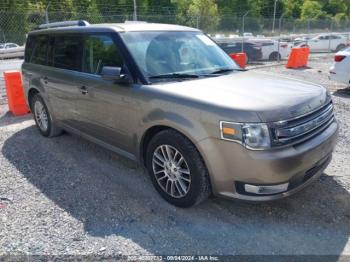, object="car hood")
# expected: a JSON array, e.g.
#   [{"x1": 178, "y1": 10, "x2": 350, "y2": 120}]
[{"x1": 151, "y1": 71, "x2": 329, "y2": 122}]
